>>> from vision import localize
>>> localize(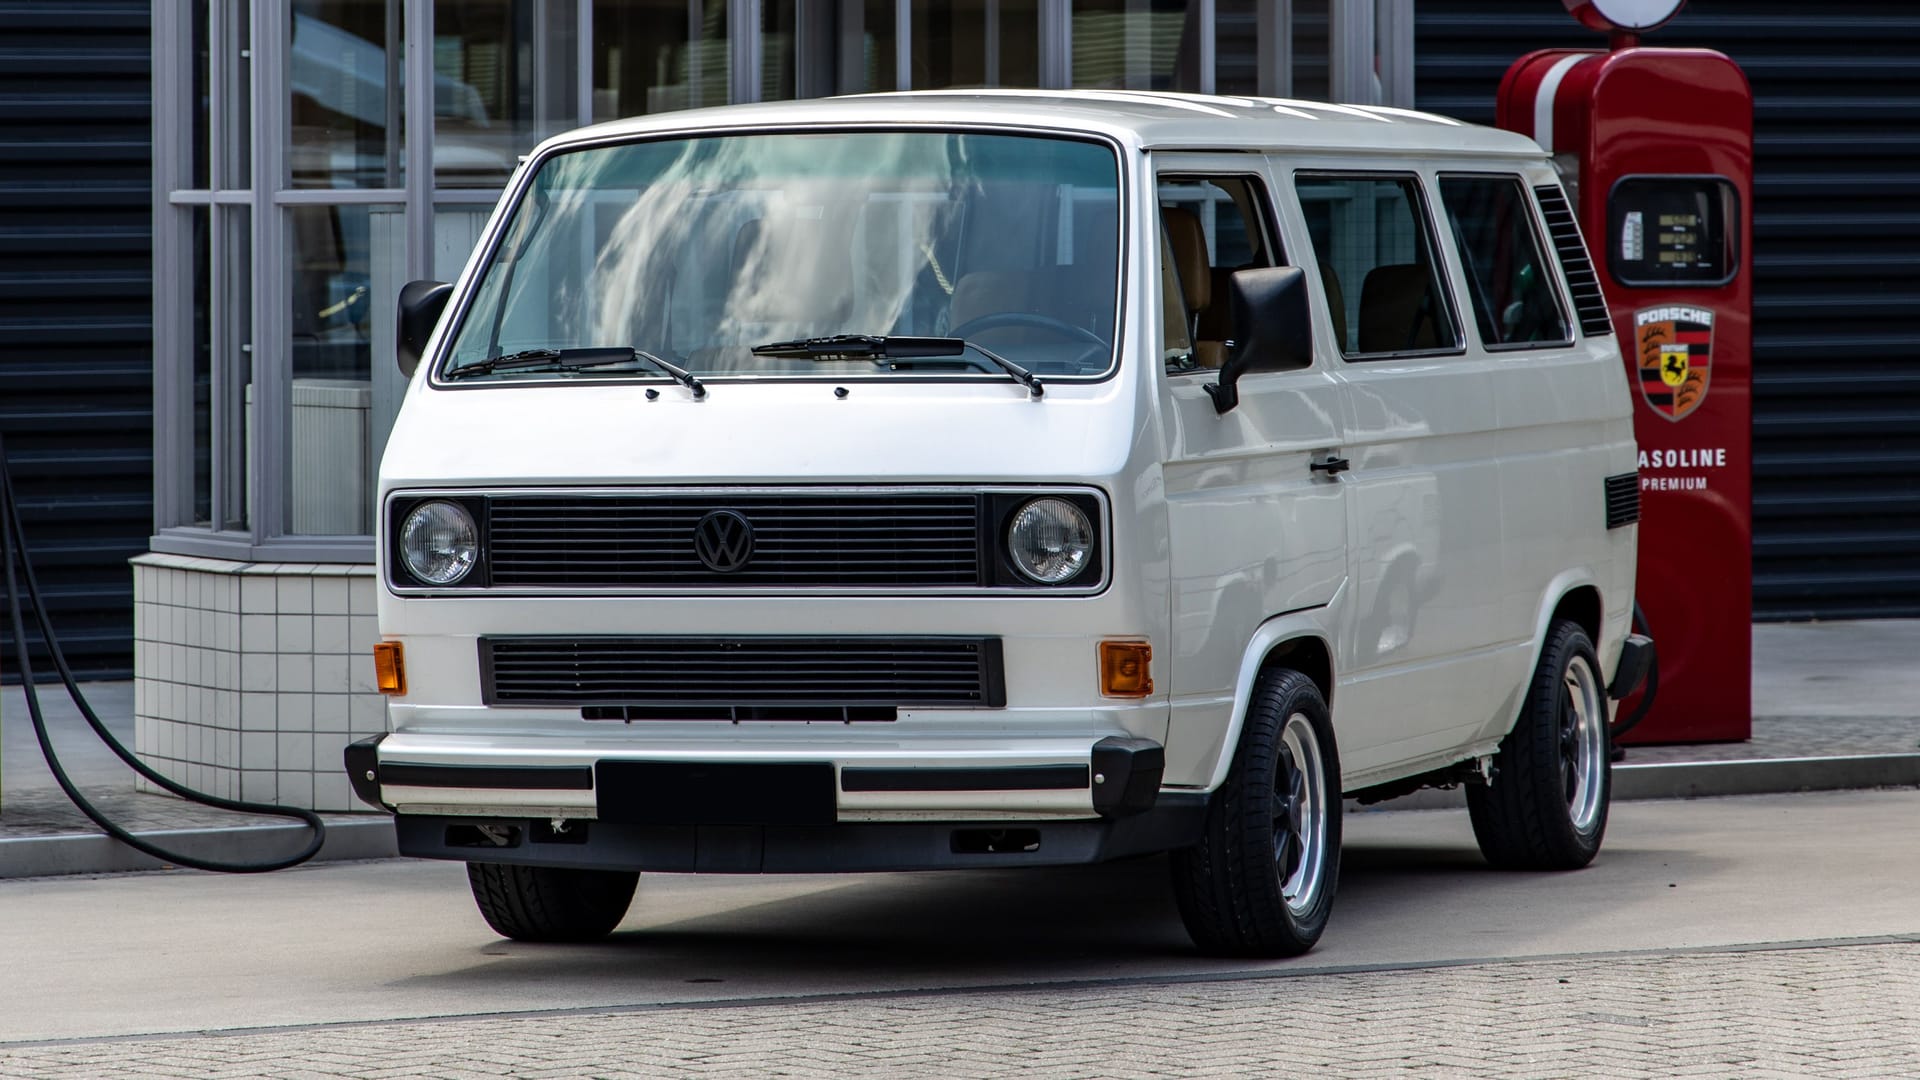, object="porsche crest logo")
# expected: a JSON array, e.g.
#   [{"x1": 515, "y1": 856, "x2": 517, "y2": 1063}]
[{"x1": 1634, "y1": 306, "x2": 1714, "y2": 422}]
